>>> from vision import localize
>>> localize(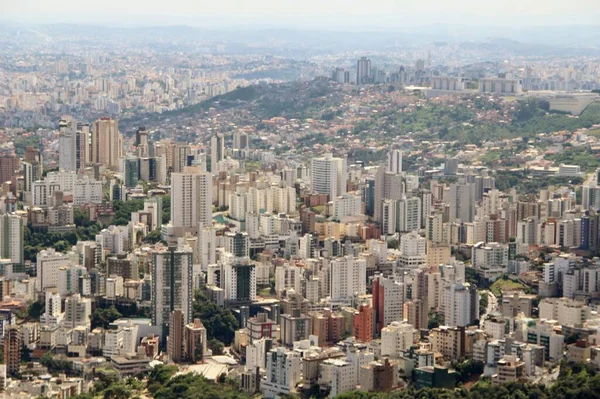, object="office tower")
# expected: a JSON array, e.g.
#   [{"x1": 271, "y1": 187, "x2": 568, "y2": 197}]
[
  {"x1": 233, "y1": 131, "x2": 249, "y2": 152},
  {"x1": 372, "y1": 275, "x2": 404, "y2": 334},
  {"x1": 172, "y1": 144, "x2": 191, "y2": 173},
  {"x1": 4, "y1": 326, "x2": 22, "y2": 375},
  {"x1": 64, "y1": 294, "x2": 92, "y2": 329},
  {"x1": 152, "y1": 245, "x2": 194, "y2": 332},
  {"x1": 356, "y1": 57, "x2": 372, "y2": 85},
  {"x1": 170, "y1": 166, "x2": 213, "y2": 234},
  {"x1": 0, "y1": 155, "x2": 18, "y2": 185},
  {"x1": 91, "y1": 117, "x2": 122, "y2": 169},
  {"x1": 210, "y1": 134, "x2": 225, "y2": 173},
  {"x1": 388, "y1": 150, "x2": 403, "y2": 174},
  {"x1": 311, "y1": 153, "x2": 347, "y2": 200},
  {"x1": 443, "y1": 282, "x2": 477, "y2": 327},
  {"x1": 184, "y1": 319, "x2": 207, "y2": 363},
  {"x1": 363, "y1": 178, "x2": 375, "y2": 217},
  {"x1": 449, "y1": 180, "x2": 475, "y2": 223},
  {"x1": 0, "y1": 214, "x2": 23, "y2": 265},
  {"x1": 124, "y1": 157, "x2": 138, "y2": 188},
  {"x1": 223, "y1": 262, "x2": 256, "y2": 302},
  {"x1": 168, "y1": 309, "x2": 185, "y2": 363},
  {"x1": 135, "y1": 126, "x2": 149, "y2": 157},
  {"x1": 330, "y1": 256, "x2": 367, "y2": 302}
]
